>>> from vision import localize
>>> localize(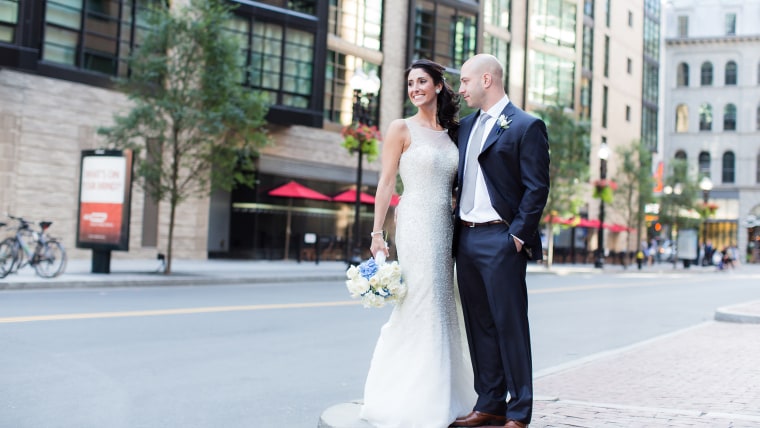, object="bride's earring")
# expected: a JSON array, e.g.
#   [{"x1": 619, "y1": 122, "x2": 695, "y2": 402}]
[{"x1": 435, "y1": 88, "x2": 441, "y2": 94}]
